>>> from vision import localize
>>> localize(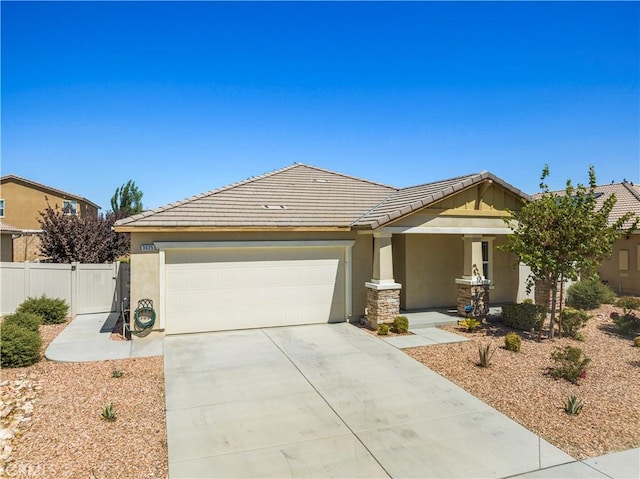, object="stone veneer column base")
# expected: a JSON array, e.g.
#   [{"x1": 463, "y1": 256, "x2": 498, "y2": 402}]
[
  {"x1": 455, "y1": 279, "x2": 490, "y2": 318},
  {"x1": 365, "y1": 282, "x2": 401, "y2": 329}
]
